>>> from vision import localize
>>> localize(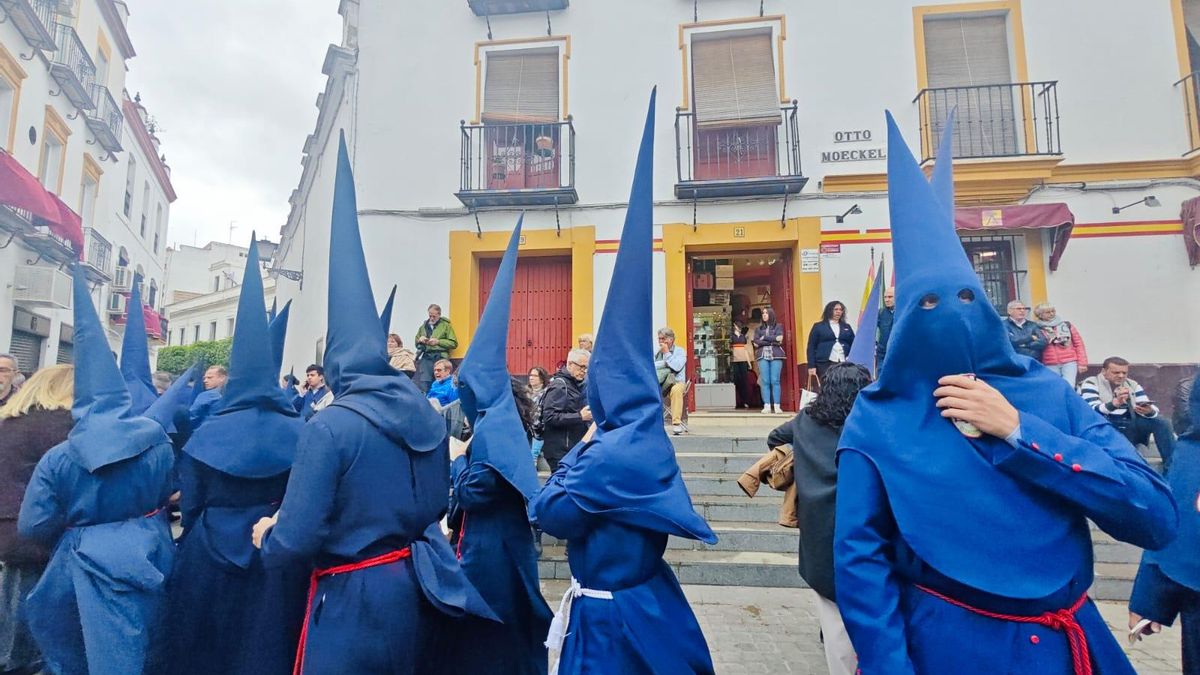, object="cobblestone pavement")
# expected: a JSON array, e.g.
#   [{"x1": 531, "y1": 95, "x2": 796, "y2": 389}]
[{"x1": 542, "y1": 582, "x2": 1183, "y2": 674}]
